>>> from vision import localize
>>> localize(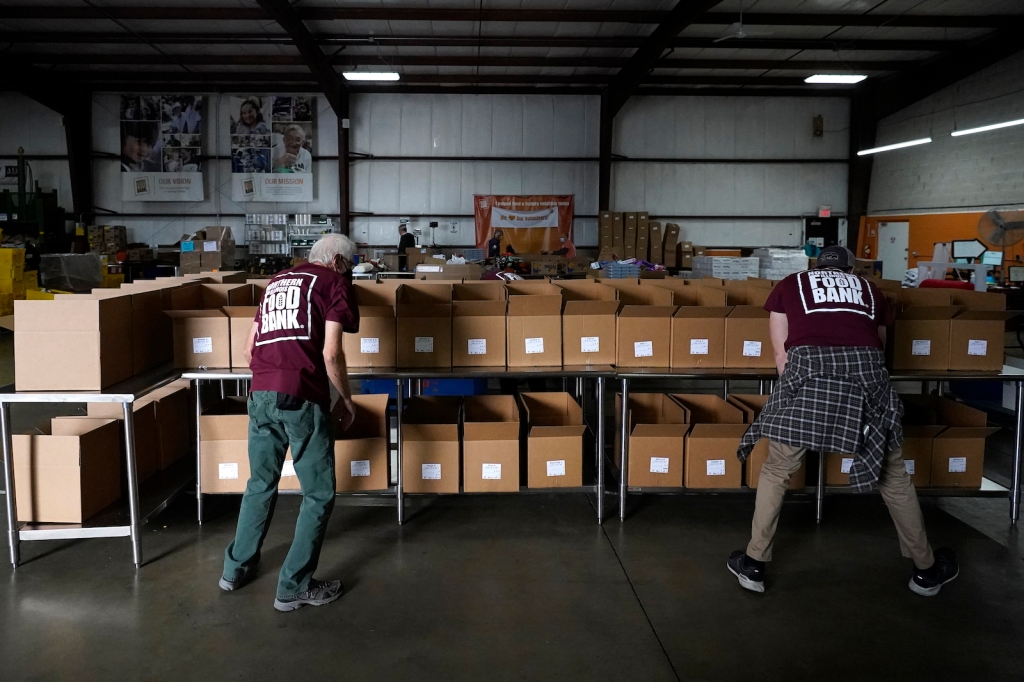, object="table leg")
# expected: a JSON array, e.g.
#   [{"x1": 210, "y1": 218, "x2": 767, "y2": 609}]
[
  {"x1": 396, "y1": 379, "x2": 404, "y2": 526},
  {"x1": 759, "y1": 380, "x2": 765, "y2": 395},
  {"x1": 122, "y1": 401, "x2": 143, "y2": 568},
  {"x1": 596, "y1": 376, "x2": 605, "y2": 525},
  {"x1": 195, "y1": 379, "x2": 204, "y2": 525},
  {"x1": 723, "y1": 379, "x2": 730, "y2": 400},
  {"x1": 619, "y1": 377, "x2": 629, "y2": 522},
  {"x1": 1012, "y1": 381, "x2": 1023, "y2": 524},
  {"x1": 219, "y1": 380, "x2": 226, "y2": 400},
  {"x1": 816, "y1": 452, "x2": 825, "y2": 524},
  {"x1": 2, "y1": 402, "x2": 20, "y2": 568}
]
